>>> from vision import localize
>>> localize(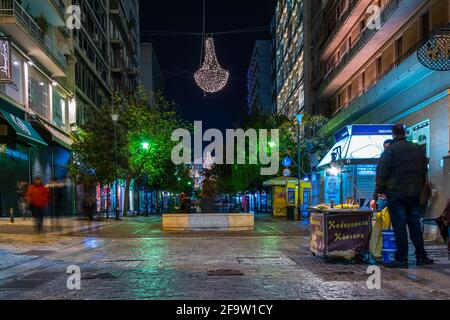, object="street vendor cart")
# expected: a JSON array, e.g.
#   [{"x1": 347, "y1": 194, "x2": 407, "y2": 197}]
[{"x1": 309, "y1": 206, "x2": 373, "y2": 262}]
